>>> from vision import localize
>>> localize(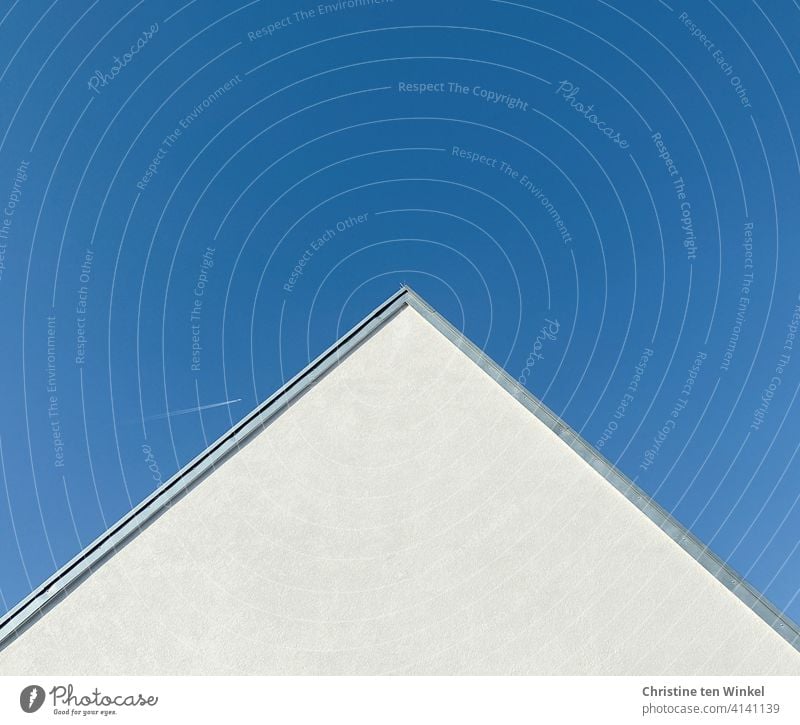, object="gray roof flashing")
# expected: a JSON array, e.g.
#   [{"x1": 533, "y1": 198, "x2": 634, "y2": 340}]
[{"x1": 0, "y1": 285, "x2": 798, "y2": 655}]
